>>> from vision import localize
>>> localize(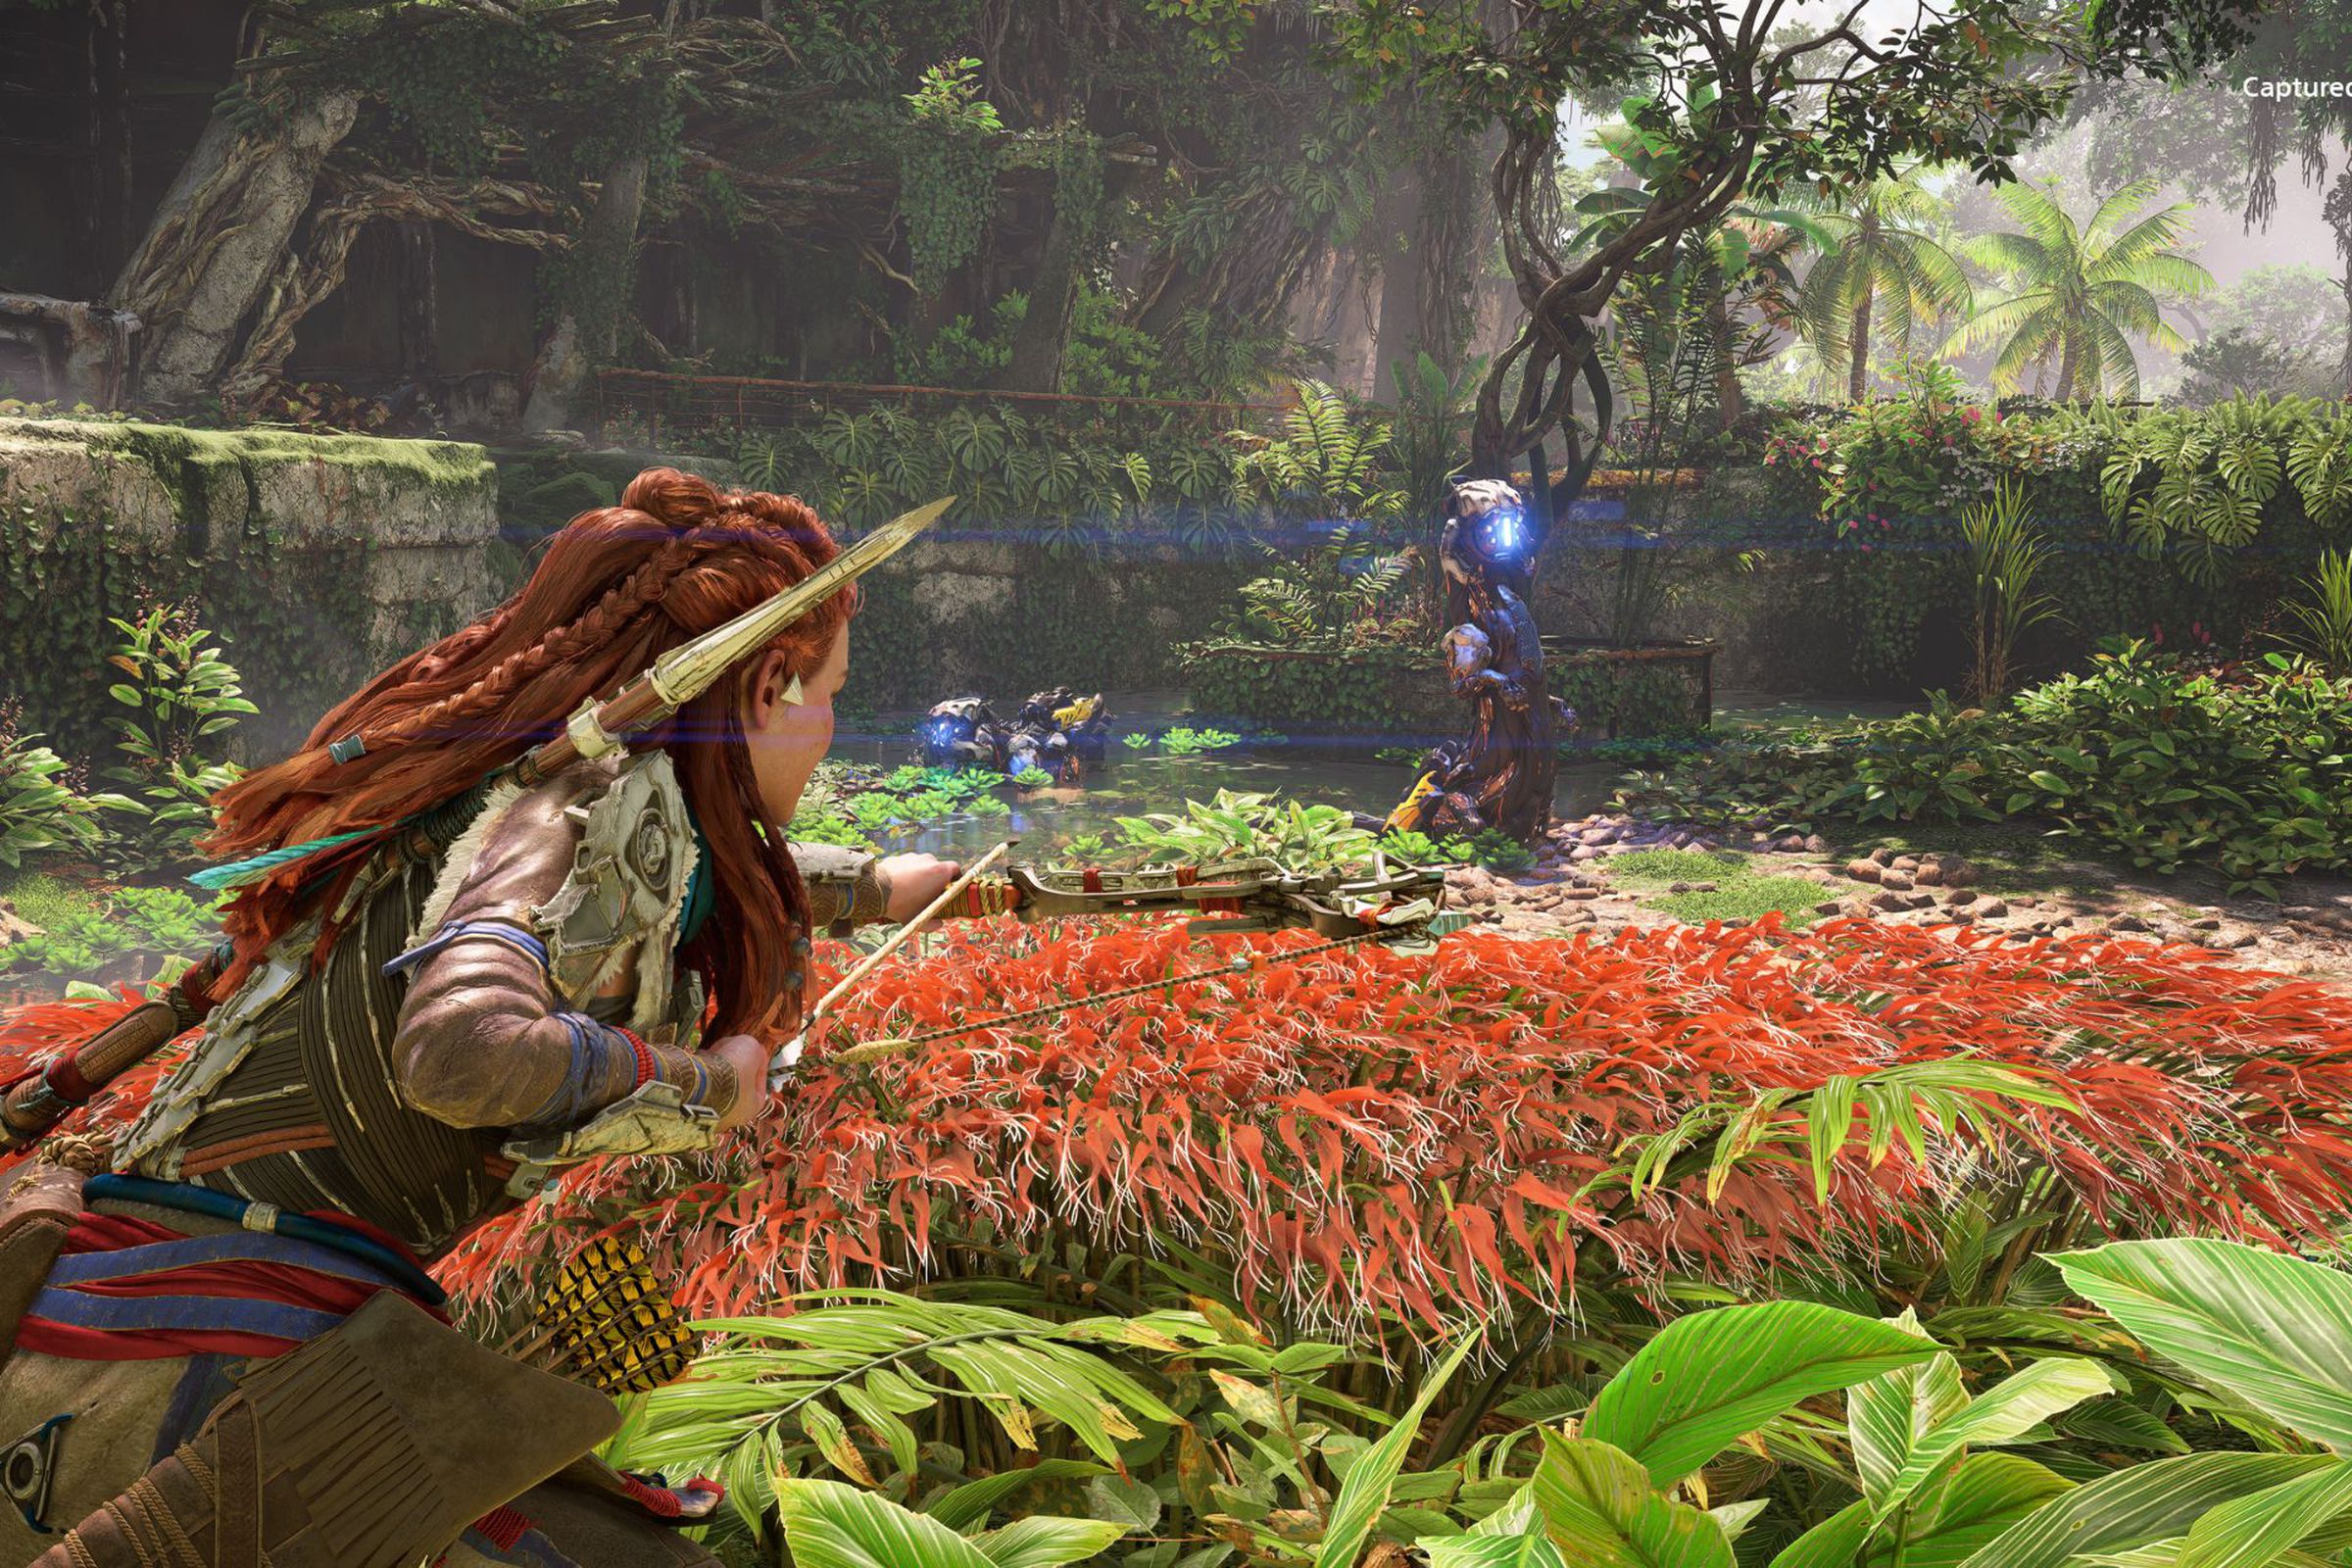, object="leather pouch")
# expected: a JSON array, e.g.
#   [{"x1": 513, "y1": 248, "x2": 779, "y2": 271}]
[{"x1": 0, "y1": 1160, "x2": 85, "y2": 1362}]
